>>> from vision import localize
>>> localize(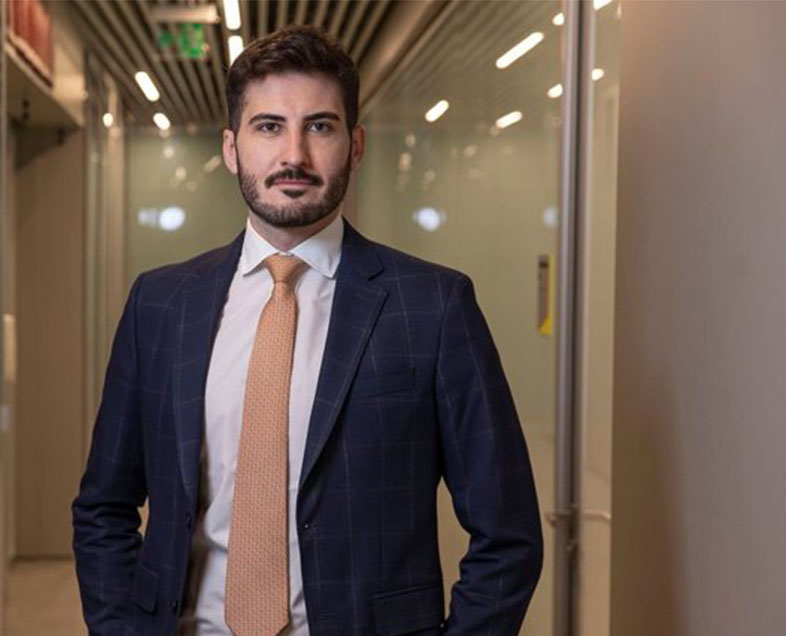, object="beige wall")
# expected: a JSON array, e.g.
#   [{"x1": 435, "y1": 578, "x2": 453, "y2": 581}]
[
  {"x1": 15, "y1": 128, "x2": 86, "y2": 557},
  {"x1": 612, "y1": 2, "x2": 786, "y2": 635},
  {"x1": 0, "y1": 41, "x2": 13, "y2": 634}
]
